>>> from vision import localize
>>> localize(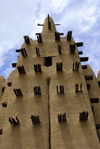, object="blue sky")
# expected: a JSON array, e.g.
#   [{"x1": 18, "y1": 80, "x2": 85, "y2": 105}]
[{"x1": 0, "y1": 0, "x2": 100, "y2": 80}]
